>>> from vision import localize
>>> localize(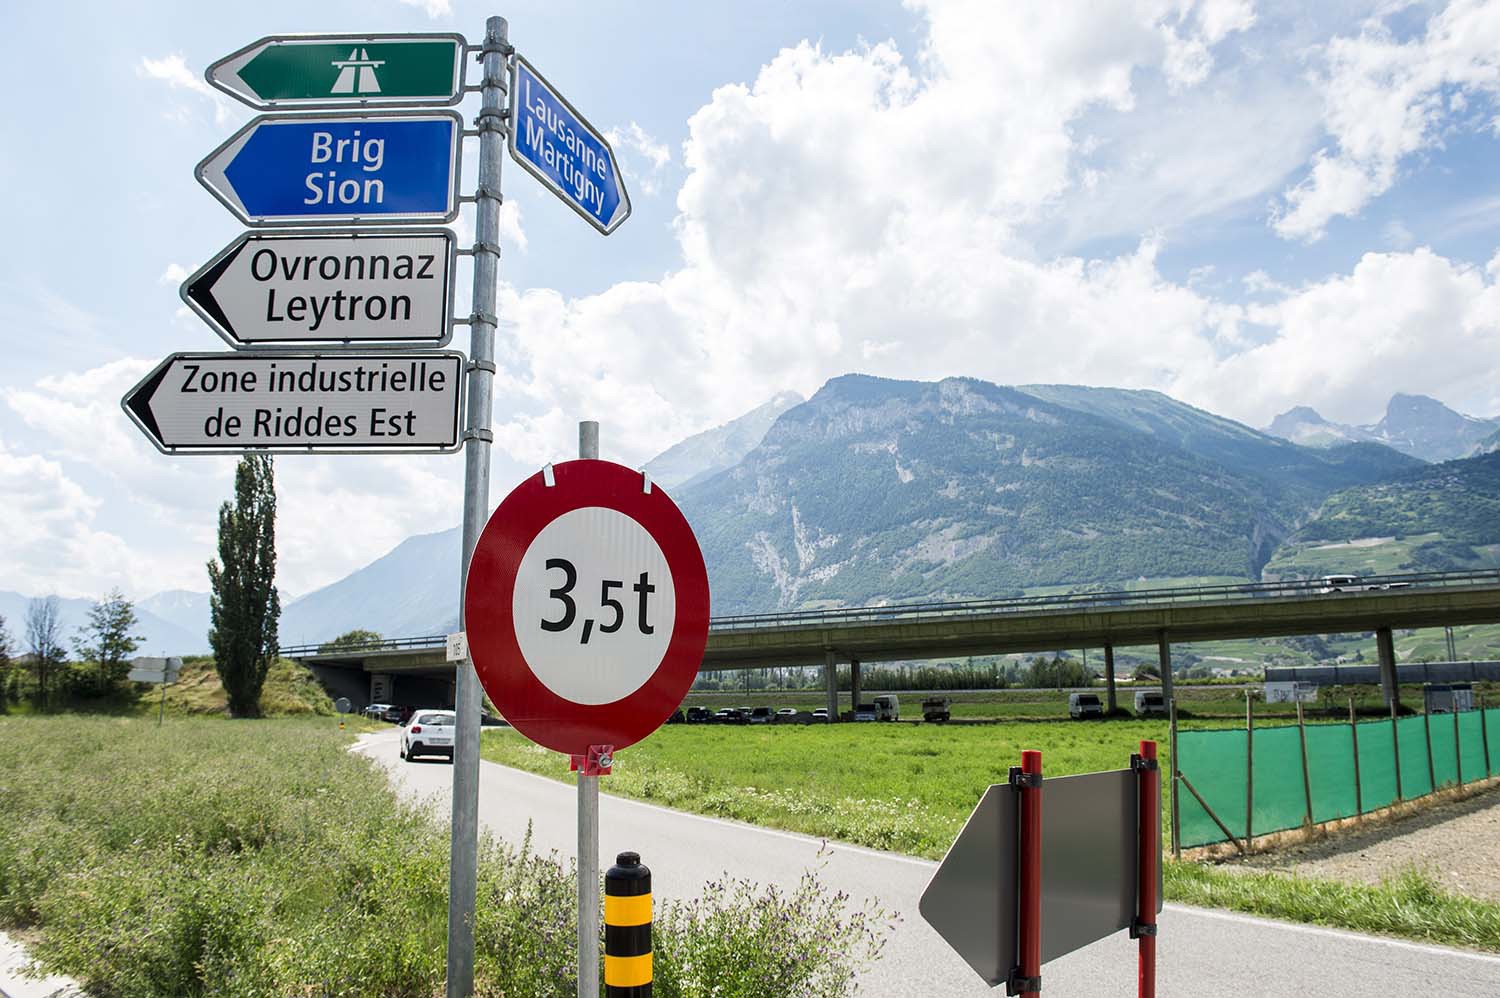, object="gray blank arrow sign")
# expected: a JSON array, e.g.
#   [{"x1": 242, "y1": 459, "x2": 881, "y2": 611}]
[{"x1": 918, "y1": 770, "x2": 1161, "y2": 986}]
